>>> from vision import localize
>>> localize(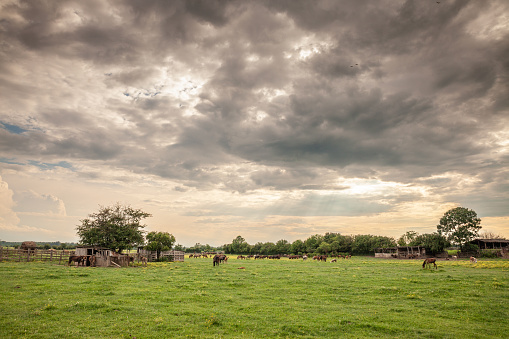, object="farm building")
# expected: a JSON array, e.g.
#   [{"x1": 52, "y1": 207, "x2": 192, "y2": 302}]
[
  {"x1": 137, "y1": 248, "x2": 185, "y2": 262},
  {"x1": 74, "y1": 246, "x2": 131, "y2": 267},
  {"x1": 469, "y1": 238, "x2": 509, "y2": 249},
  {"x1": 375, "y1": 246, "x2": 426, "y2": 259}
]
